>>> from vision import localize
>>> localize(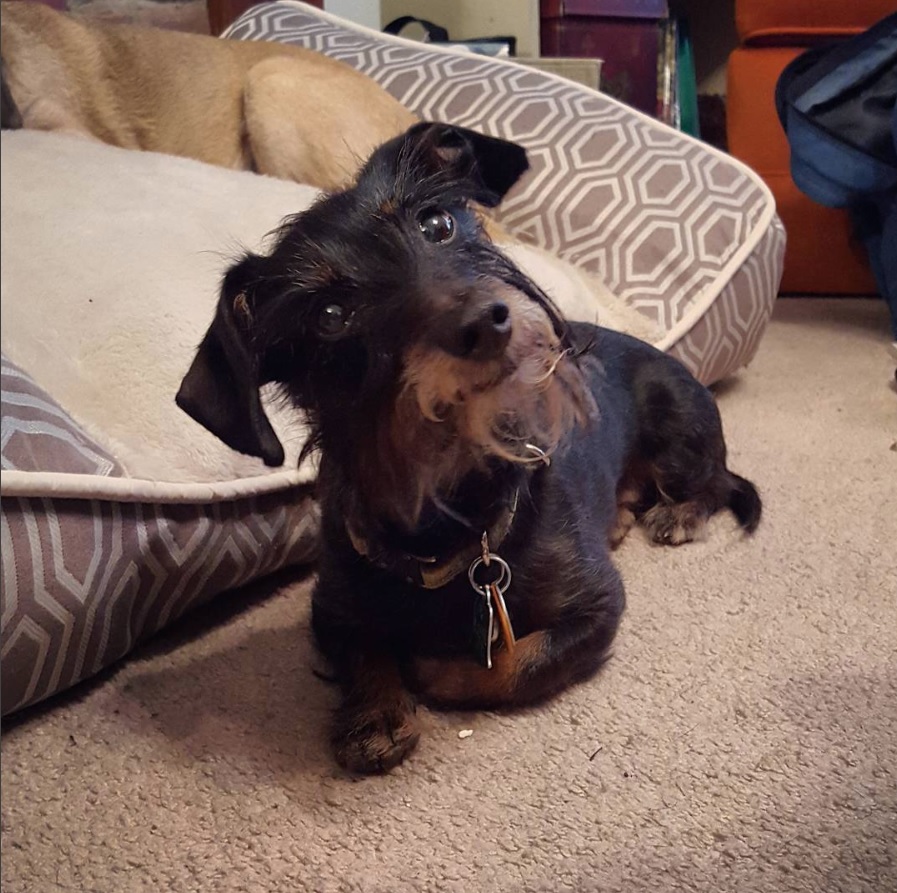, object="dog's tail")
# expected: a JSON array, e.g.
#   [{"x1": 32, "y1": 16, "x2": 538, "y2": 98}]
[{"x1": 726, "y1": 472, "x2": 762, "y2": 534}]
